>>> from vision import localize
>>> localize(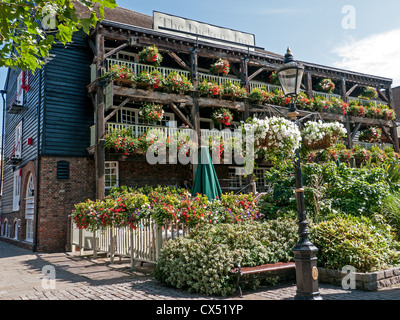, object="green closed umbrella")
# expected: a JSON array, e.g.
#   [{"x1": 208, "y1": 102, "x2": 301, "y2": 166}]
[{"x1": 191, "y1": 146, "x2": 222, "y2": 200}]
